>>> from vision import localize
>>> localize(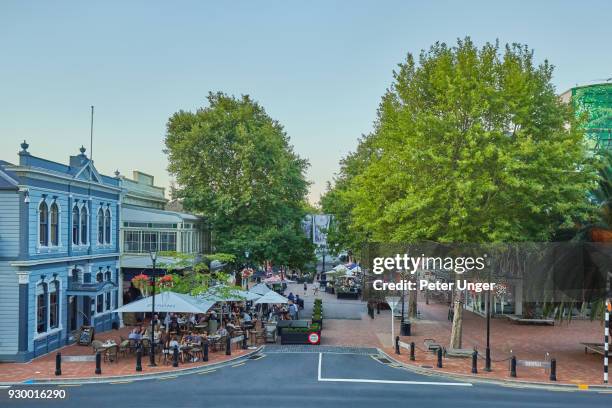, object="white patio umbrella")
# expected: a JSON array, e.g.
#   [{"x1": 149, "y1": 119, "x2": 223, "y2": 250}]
[
  {"x1": 200, "y1": 285, "x2": 261, "y2": 302},
  {"x1": 249, "y1": 283, "x2": 272, "y2": 296},
  {"x1": 114, "y1": 291, "x2": 215, "y2": 314},
  {"x1": 254, "y1": 291, "x2": 289, "y2": 305}
]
